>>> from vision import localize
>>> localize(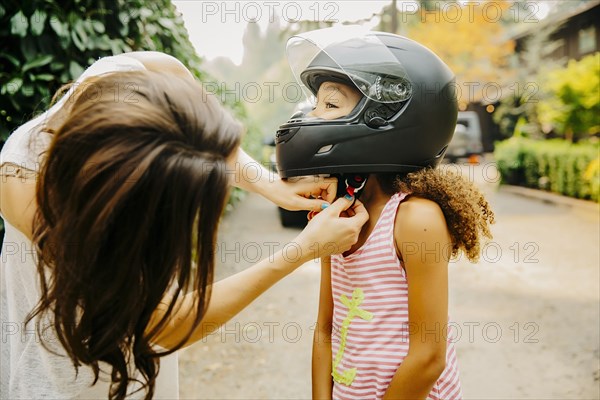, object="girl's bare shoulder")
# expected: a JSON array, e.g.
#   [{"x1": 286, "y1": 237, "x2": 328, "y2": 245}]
[
  {"x1": 398, "y1": 195, "x2": 446, "y2": 221},
  {"x1": 394, "y1": 195, "x2": 450, "y2": 244}
]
